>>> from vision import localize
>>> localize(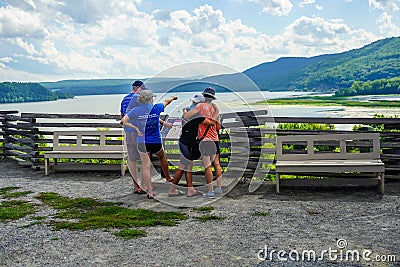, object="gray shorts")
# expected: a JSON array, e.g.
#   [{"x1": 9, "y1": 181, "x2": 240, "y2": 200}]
[{"x1": 125, "y1": 131, "x2": 140, "y2": 161}]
